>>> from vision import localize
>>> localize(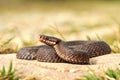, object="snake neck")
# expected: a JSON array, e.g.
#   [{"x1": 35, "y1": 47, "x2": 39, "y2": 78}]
[
  {"x1": 54, "y1": 41, "x2": 89, "y2": 64},
  {"x1": 54, "y1": 41, "x2": 70, "y2": 55}
]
